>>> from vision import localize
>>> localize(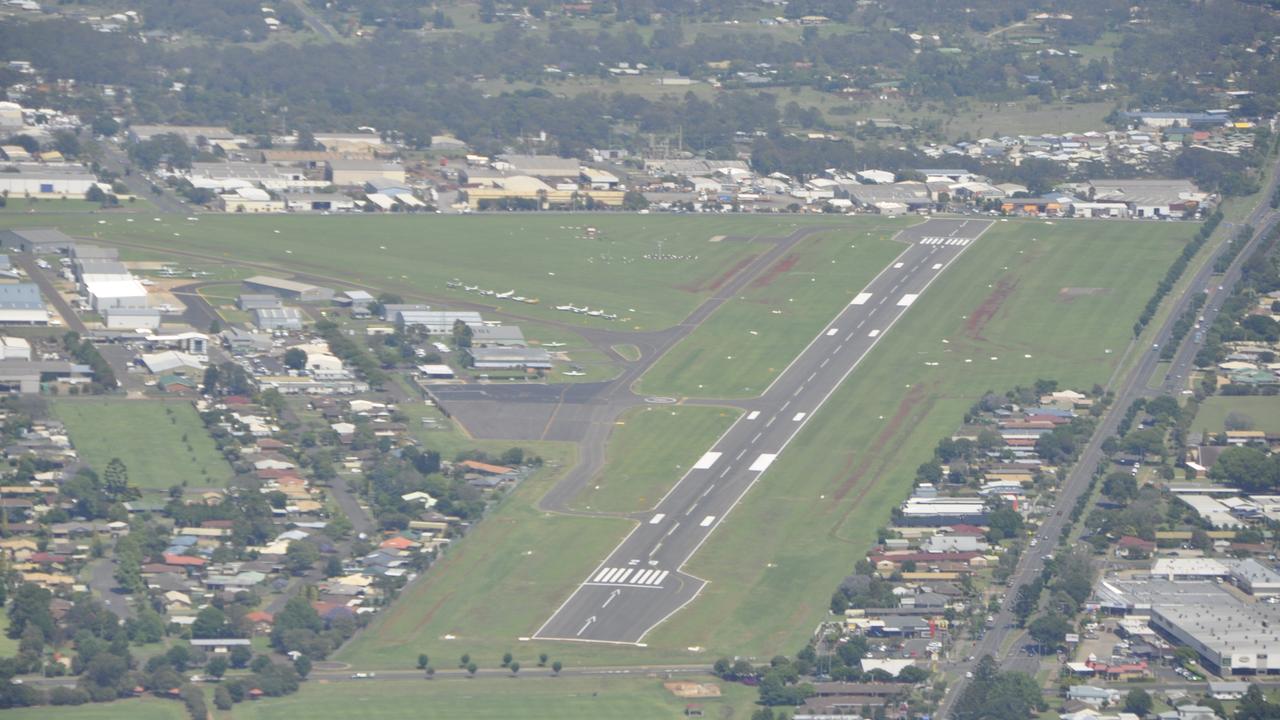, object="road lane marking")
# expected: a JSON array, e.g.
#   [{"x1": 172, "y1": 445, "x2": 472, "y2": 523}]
[
  {"x1": 749, "y1": 453, "x2": 777, "y2": 472},
  {"x1": 693, "y1": 452, "x2": 721, "y2": 470},
  {"x1": 649, "y1": 513, "x2": 665, "y2": 524},
  {"x1": 700, "y1": 515, "x2": 716, "y2": 527},
  {"x1": 897, "y1": 293, "x2": 919, "y2": 307},
  {"x1": 826, "y1": 328, "x2": 839, "y2": 336},
  {"x1": 868, "y1": 329, "x2": 881, "y2": 337},
  {"x1": 746, "y1": 410, "x2": 760, "y2": 420},
  {"x1": 851, "y1": 292, "x2": 872, "y2": 305},
  {"x1": 792, "y1": 412, "x2": 806, "y2": 422}
]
